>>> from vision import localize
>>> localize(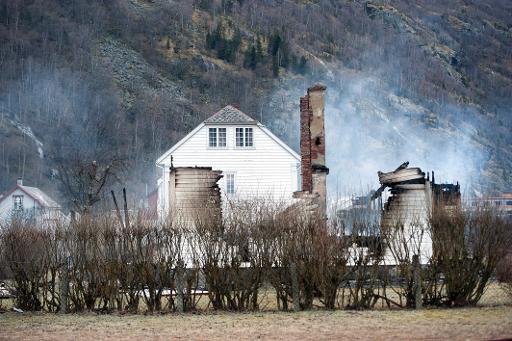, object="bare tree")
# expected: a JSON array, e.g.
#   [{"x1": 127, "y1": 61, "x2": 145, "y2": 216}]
[{"x1": 56, "y1": 157, "x2": 124, "y2": 215}]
